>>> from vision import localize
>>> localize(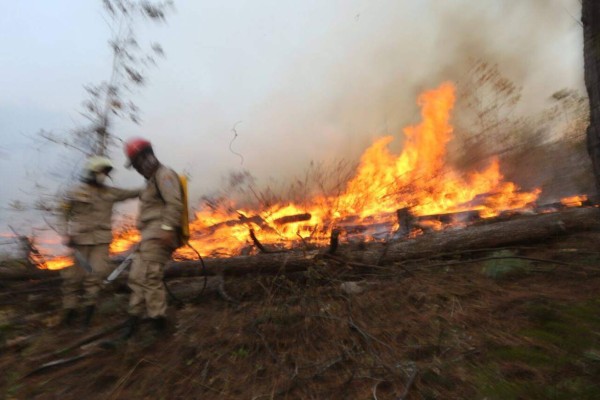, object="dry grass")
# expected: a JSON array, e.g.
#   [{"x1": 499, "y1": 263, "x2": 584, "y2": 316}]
[{"x1": 1, "y1": 232, "x2": 600, "y2": 399}]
